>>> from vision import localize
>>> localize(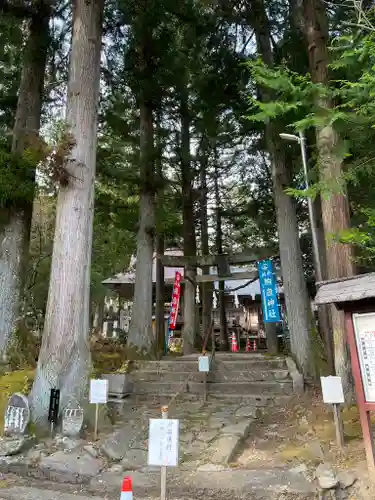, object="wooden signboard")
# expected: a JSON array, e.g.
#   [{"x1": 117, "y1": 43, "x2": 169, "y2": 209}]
[
  {"x1": 352, "y1": 313, "x2": 375, "y2": 403},
  {"x1": 346, "y1": 311, "x2": 375, "y2": 473},
  {"x1": 315, "y1": 272, "x2": 375, "y2": 476}
]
